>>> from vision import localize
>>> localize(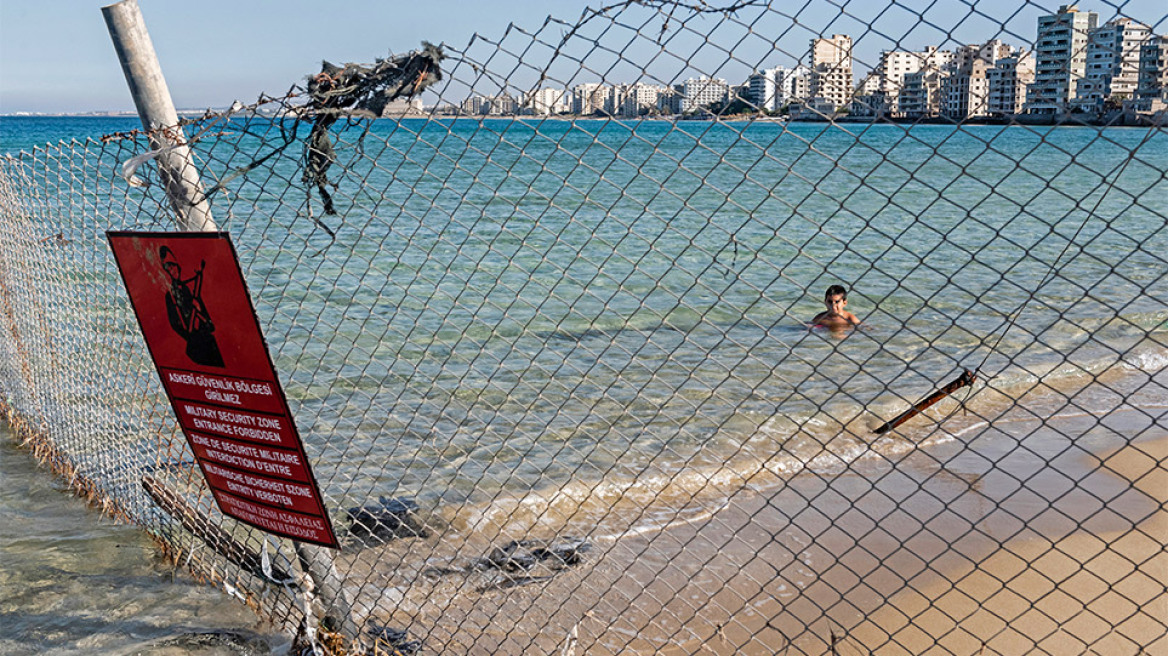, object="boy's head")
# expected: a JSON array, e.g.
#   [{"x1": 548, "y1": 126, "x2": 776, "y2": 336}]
[{"x1": 824, "y1": 284, "x2": 848, "y2": 312}]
